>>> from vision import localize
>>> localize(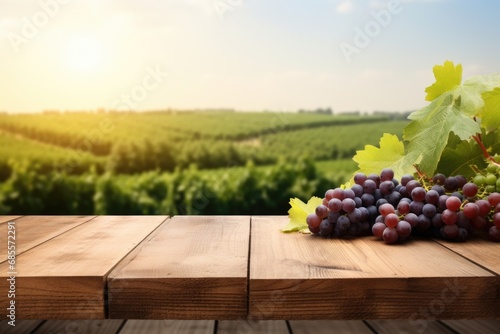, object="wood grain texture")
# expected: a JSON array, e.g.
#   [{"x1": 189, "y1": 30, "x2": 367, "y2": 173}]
[
  {"x1": 366, "y1": 320, "x2": 454, "y2": 334},
  {"x1": 433, "y1": 238, "x2": 500, "y2": 318},
  {"x1": 108, "y1": 216, "x2": 250, "y2": 320},
  {"x1": 119, "y1": 320, "x2": 214, "y2": 334},
  {"x1": 441, "y1": 320, "x2": 500, "y2": 334},
  {"x1": 0, "y1": 216, "x2": 168, "y2": 319},
  {"x1": 249, "y1": 216, "x2": 497, "y2": 320},
  {"x1": 33, "y1": 320, "x2": 124, "y2": 334},
  {"x1": 0, "y1": 216, "x2": 95, "y2": 262},
  {"x1": 0, "y1": 216, "x2": 22, "y2": 224},
  {"x1": 217, "y1": 320, "x2": 289, "y2": 334},
  {"x1": 0, "y1": 320, "x2": 43, "y2": 333},
  {"x1": 289, "y1": 320, "x2": 373, "y2": 333}
]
